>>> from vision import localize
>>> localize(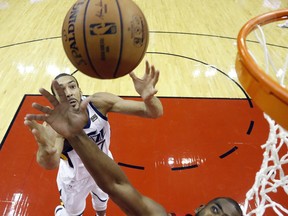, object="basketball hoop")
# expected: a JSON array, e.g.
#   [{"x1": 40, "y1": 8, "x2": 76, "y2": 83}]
[
  {"x1": 235, "y1": 9, "x2": 288, "y2": 216},
  {"x1": 235, "y1": 9, "x2": 288, "y2": 130}
]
